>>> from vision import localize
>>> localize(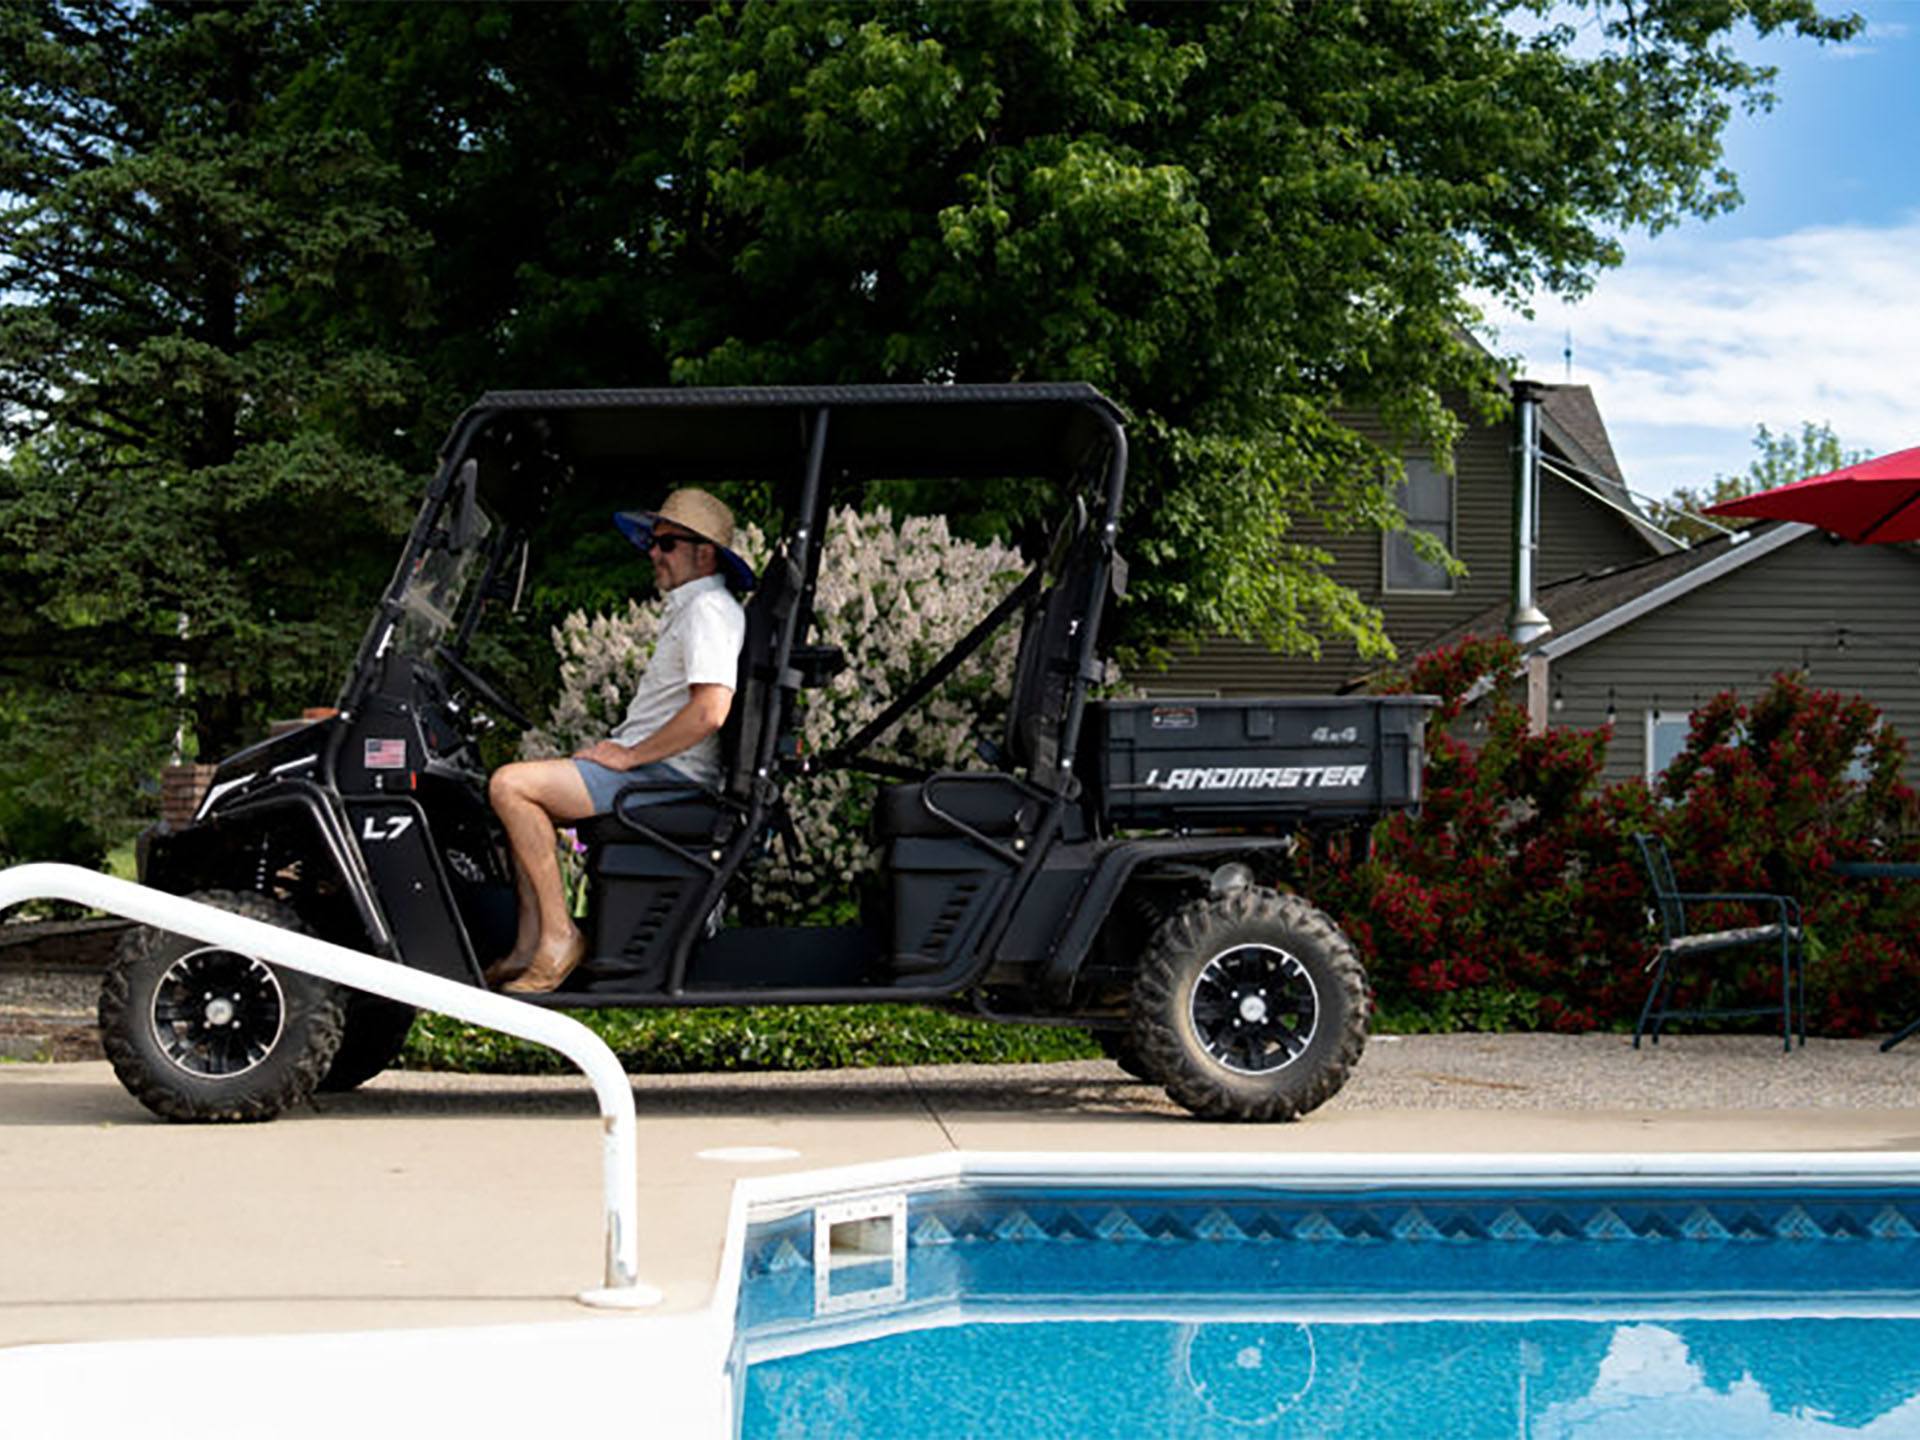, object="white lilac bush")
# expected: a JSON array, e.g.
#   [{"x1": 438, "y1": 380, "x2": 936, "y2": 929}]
[{"x1": 523, "y1": 507, "x2": 1026, "y2": 921}]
